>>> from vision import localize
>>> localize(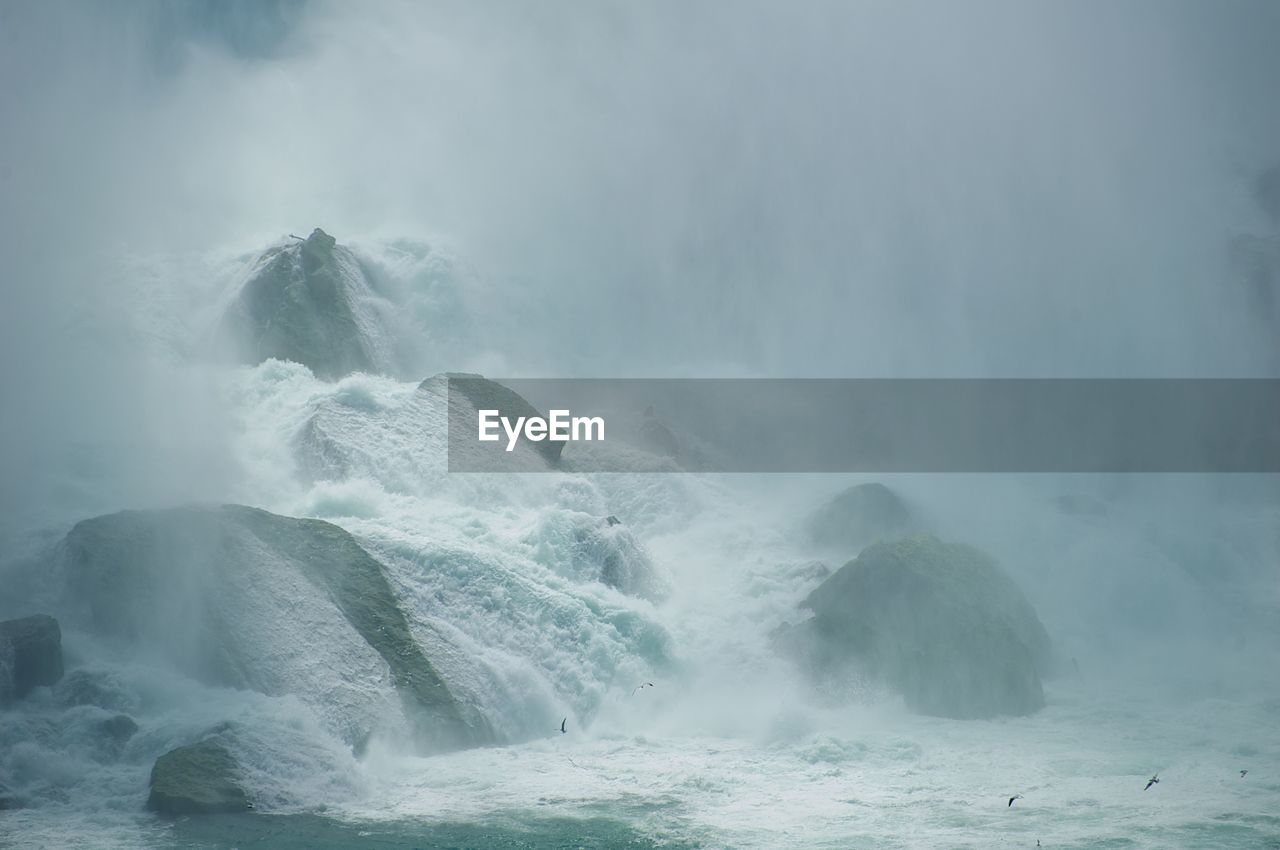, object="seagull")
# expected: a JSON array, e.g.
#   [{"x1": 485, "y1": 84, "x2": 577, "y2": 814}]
[
  {"x1": 1240, "y1": 770, "x2": 1248, "y2": 778},
  {"x1": 631, "y1": 682, "x2": 654, "y2": 696},
  {"x1": 1008, "y1": 795, "x2": 1023, "y2": 807},
  {"x1": 559, "y1": 717, "x2": 567, "y2": 734},
  {"x1": 1144, "y1": 773, "x2": 1159, "y2": 790}
]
